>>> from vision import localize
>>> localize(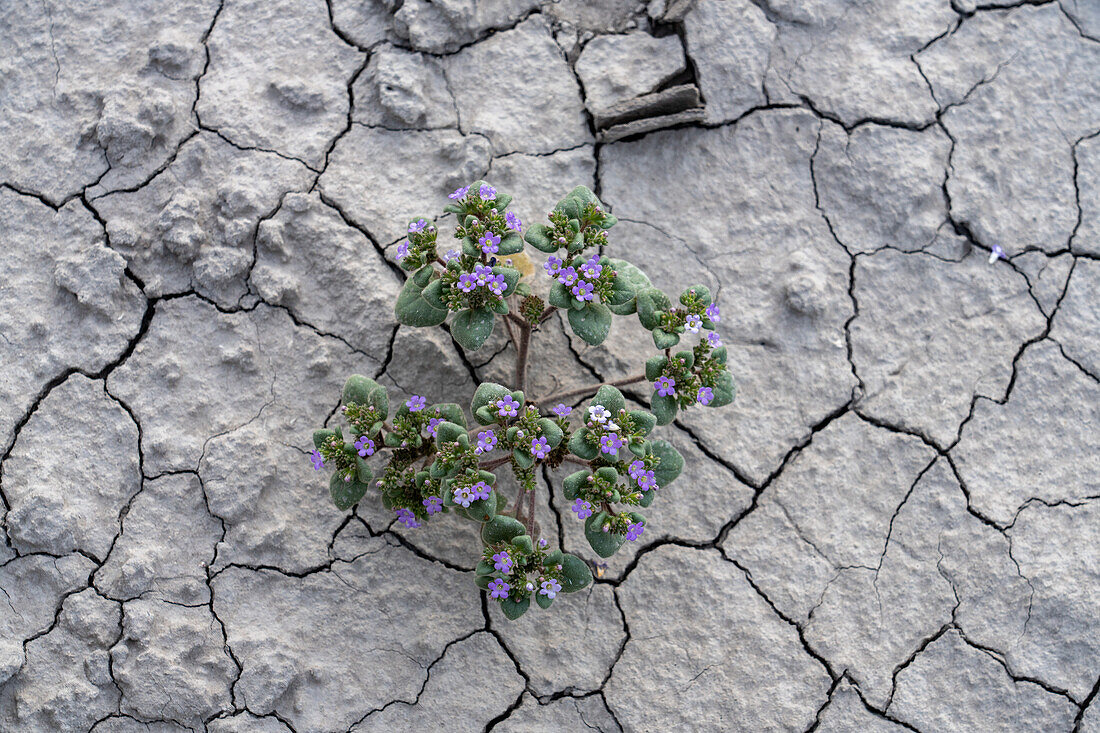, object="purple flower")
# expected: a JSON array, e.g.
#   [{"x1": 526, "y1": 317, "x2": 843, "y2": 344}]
[
  {"x1": 310, "y1": 450, "x2": 324, "y2": 470},
  {"x1": 396, "y1": 241, "x2": 410, "y2": 261},
  {"x1": 496, "y1": 395, "x2": 520, "y2": 418},
  {"x1": 544, "y1": 255, "x2": 563, "y2": 276},
  {"x1": 552, "y1": 403, "x2": 571, "y2": 418},
  {"x1": 637, "y1": 471, "x2": 658, "y2": 492},
  {"x1": 531, "y1": 437, "x2": 550, "y2": 459},
  {"x1": 476, "y1": 430, "x2": 497, "y2": 454},
  {"x1": 506, "y1": 211, "x2": 522, "y2": 231},
  {"x1": 625, "y1": 521, "x2": 644, "y2": 542},
  {"x1": 705, "y1": 303, "x2": 721, "y2": 323},
  {"x1": 409, "y1": 219, "x2": 428, "y2": 234},
  {"x1": 572, "y1": 498, "x2": 593, "y2": 520},
  {"x1": 478, "y1": 231, "x2": 501, "y2": 254},
  {"x1": 406, "y1": 395, "x2": 427, "y2": 412},
  {"x1": 685, "y1": 314, "x2": 702, "y2": 333},
  {"x1": 487, "y1": 274, "x2": 507, "y2": 296},
  {"x1": 449, "y1": 186, "x2": 470, "y2": 200},
  {"x1": 697, "y1": 387, "x2": 714, "y2": 406},
  {"x1": 571, "y1": 280, "x2": 594, "y2": 302},
  {"x1": 988, "y1": 245, "x2": 1006, "y2": 263},
  {"x1": 488, "y1": 578, "x2": 510, "y2": 599},
  {"x1": 539, "y1": 579, "x2": 562, "y2": 599},
  {"x1": 354, "y1": 436, "x2": 375, "y2": 457},
  {"x1": 707, "y1": 331, "x2": 722, "y2": 348},
  {"x1": 588, "y1": 404, "x2": 610, "y2": 423},
  {"x1": 479, "y1": 184, "x2": 497, "y2": 201},
  {"x1": 423, "y1": 496, "x2": 443, "y2": 515},
  {"x1": 443, "y1": 248, "x2": 460, "y2": 262},
  {"x1": 427, "y1": 418, "x2": 443, "y2": 437},
  {"x1": 628, "y1": 460, "x2": 645, "y2": 480},
  {"x1": 599, "y1": 433, "x2": 623, "y2": 456},
  {"x1": 492, "y1": 551, "x2": 513, "y2": 573},
  {"x1": 470, "y1": 481, "x2": 492, "y2": 501},
  {"x1": 538, "y1": 538, "x2": 549, "y2": 549},
  {"x1": 458, "y1": 273, "x2": 477, "y2": 292},
  {"x1": 579, "y1": 260, "x2": 603, "y2": 279},
  {"x1": 474, "y1": 264, "x2": 493, "y2": 284},
  {"x1": 453, "y1": 485, "x2": 474, "y2": 508},
  {"x1": 557, "y1": 266, "x2": 577, "y2": 286},
  {"x1": 396, "y1": 508, "x2": 420, "y2": 529},
  {"x1": 654, "y1": 376, "x2": 676, "y2": 397}
]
